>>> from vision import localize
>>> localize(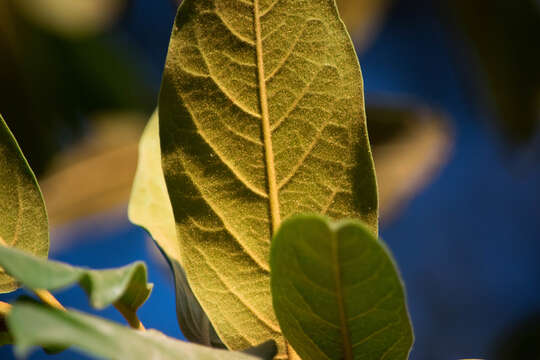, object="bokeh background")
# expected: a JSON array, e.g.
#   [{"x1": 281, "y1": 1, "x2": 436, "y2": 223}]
[{"x1": 0, "y1": 0, "x2": 539, "y2": 359}]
